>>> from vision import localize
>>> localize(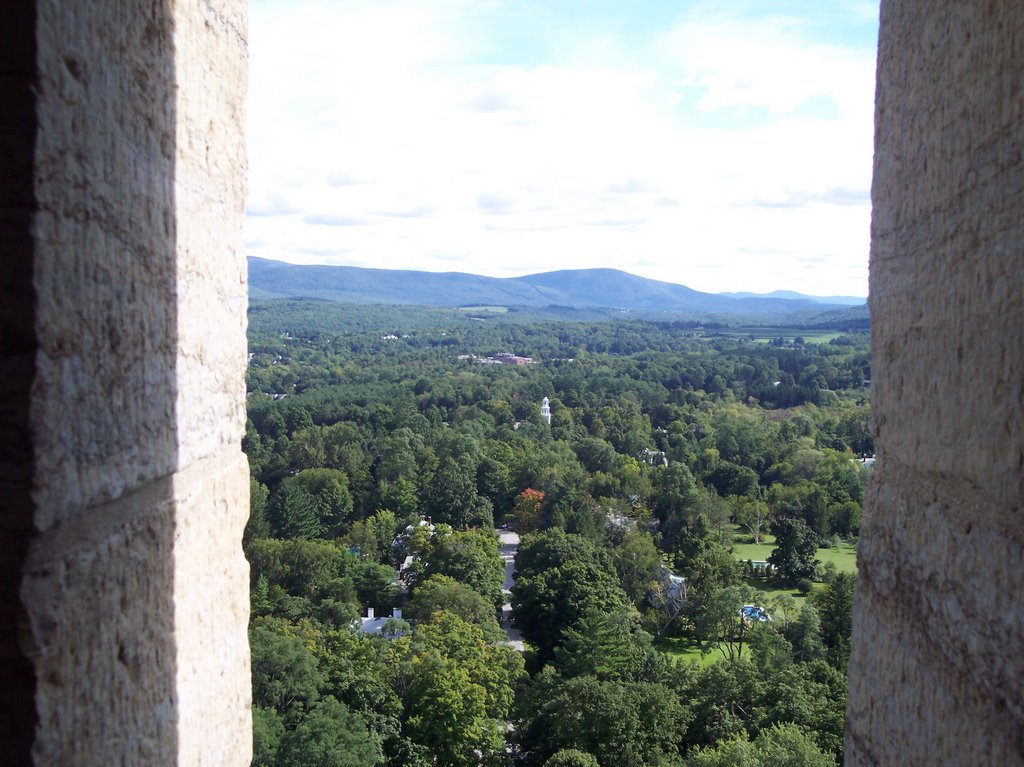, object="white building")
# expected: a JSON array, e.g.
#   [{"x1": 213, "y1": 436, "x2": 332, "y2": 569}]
[{"x1": 541, "y1": 396, "x2": 551, "y2": 425}]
